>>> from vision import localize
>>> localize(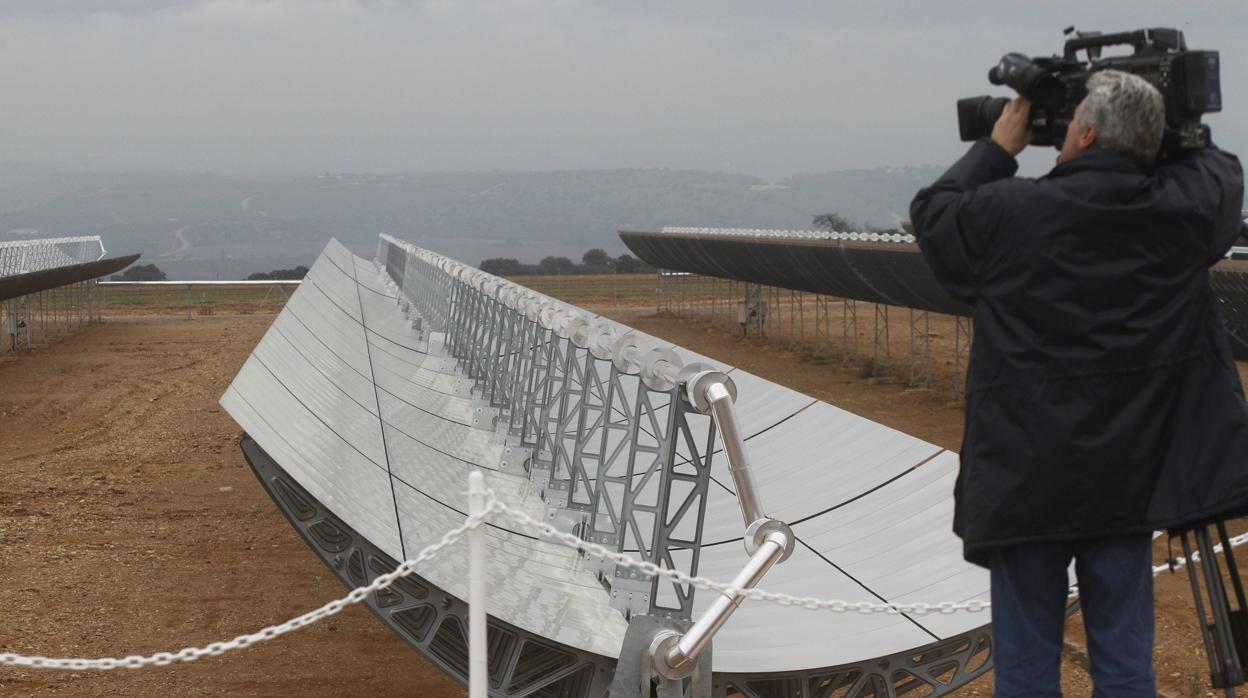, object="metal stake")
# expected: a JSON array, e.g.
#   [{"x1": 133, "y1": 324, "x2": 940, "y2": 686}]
[{"x1": 467, "y1": 470, "x2": 488, "y2": 698}]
